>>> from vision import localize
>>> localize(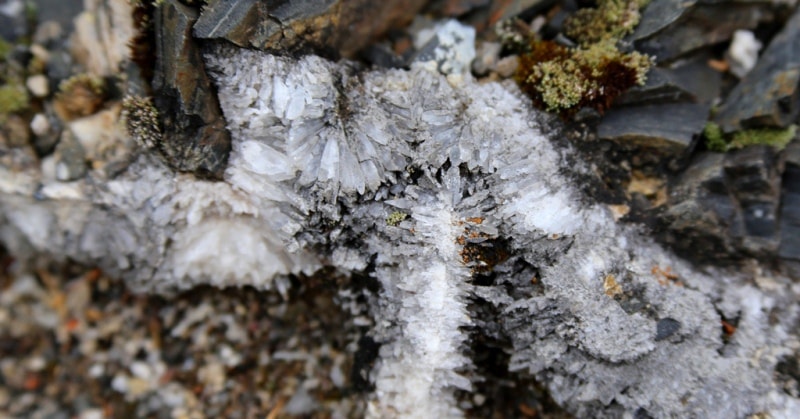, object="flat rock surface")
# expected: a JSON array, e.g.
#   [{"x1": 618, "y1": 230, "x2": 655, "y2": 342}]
[{"x1": 597, "y1": 102, "x2": 709, "y2": 154}]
